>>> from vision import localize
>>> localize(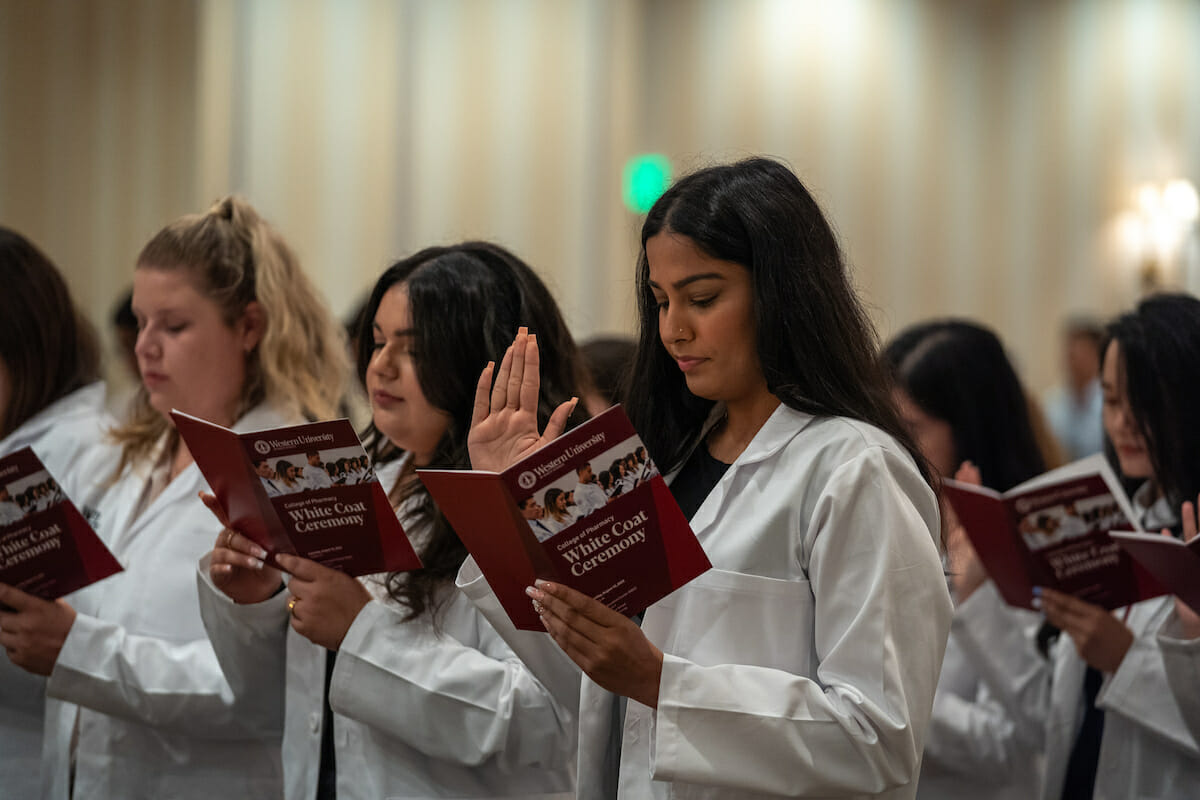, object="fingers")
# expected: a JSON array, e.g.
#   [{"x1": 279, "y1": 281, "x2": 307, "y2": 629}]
[
  {"x1": 471, "y1": 361, "x2": 495, "y2": 429},
  {"x1": 210, "y1": 543, "x2": 266, "y2": 573},
  {"x1": 527, "y1": 580, "x2": 610, "y2": 644},
  {"x1": 1183, "y1": 499, "x2": 1198, "y2": 543},
  {"x1": 275, "y1": 553, "x2": 325, "y2": 582},
  {"x1": 1039, "y1": 588, "x2": 1093, "y2": 632},
  {"x1": 490, "y1": 343, "x2": 516, "y2": 412},
  {"x1": 543, "y1": 398, "x2": 579, "y2": 443},
  {"x1": 518, "y1": 331, "x2": 540, "y2": 412},
  {"x1": 0, "y1": 583, "x2": 36, "y2": 613},
  {"x1": 954, "y1": 460, "x2": 982, "y2": 485},
  {"x1": 199, "y1": 492, "x2": 232, "y2": 528},
  {"x1": 507, "y1": 328, "x2": 529, "y2": 409}
]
